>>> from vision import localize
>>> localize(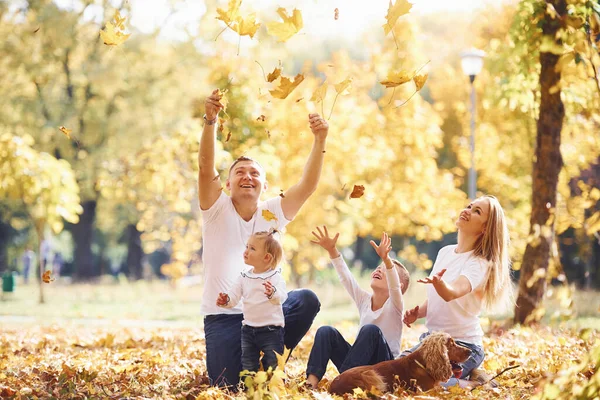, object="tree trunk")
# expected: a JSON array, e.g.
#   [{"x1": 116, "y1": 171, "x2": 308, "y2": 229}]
[
  {"x1": 72, "y1": 200, "x2": 99, "y2": 281},
  {"x1": 126, "y1": 224, "x2": 144, "y2": 280},
  {"x1": 514, "y1": 0, "x2": 566, "y2": 324}
]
